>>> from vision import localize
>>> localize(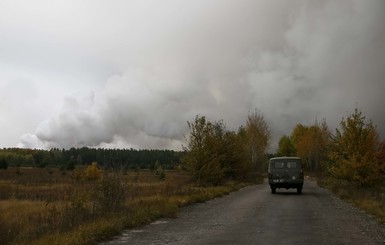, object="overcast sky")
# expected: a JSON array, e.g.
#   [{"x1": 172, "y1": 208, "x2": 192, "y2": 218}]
[{"x1": 1, "y1": 0, "x2": 384, "y2": 151}]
